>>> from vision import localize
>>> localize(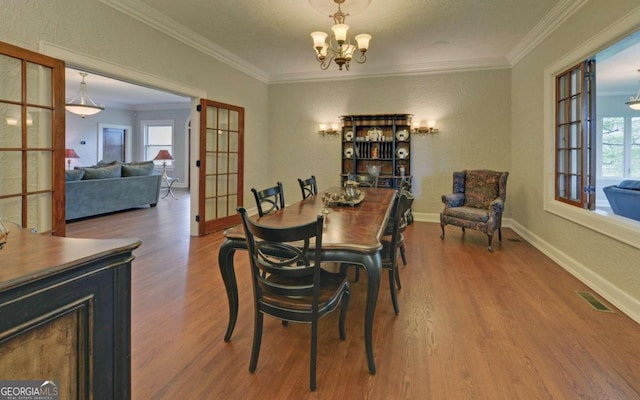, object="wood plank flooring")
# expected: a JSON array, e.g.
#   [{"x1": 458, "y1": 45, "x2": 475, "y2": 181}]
[{"x1": 65, "y1": 191, "x2": 640, "y2": 399}]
